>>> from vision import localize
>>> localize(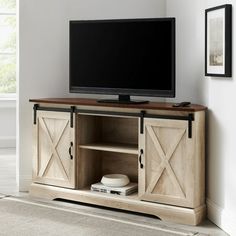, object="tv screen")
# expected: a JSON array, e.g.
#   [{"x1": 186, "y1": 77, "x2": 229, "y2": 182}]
[{"x1": 70, "y1": 18, "x2": 175, "y2": 103}]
